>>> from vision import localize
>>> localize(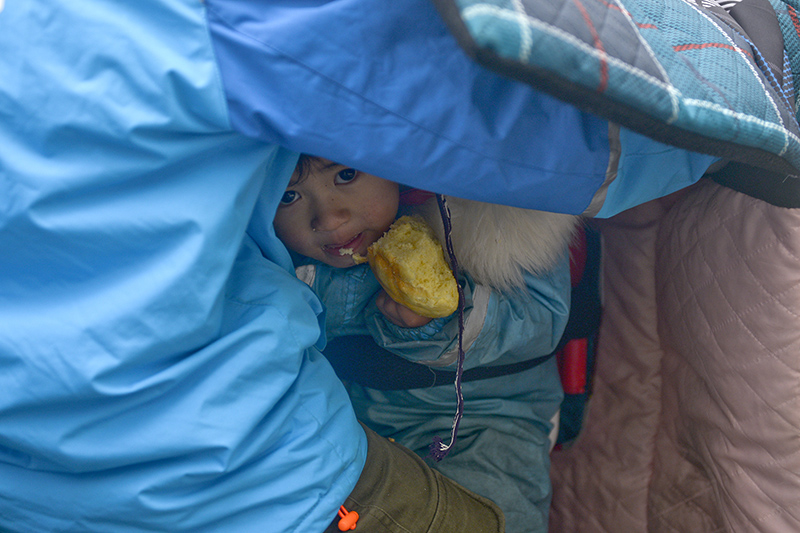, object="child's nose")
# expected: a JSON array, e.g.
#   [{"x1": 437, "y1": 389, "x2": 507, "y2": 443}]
[{"x1": 311, "y1": 200, "x2": 350, "y2": 232}]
